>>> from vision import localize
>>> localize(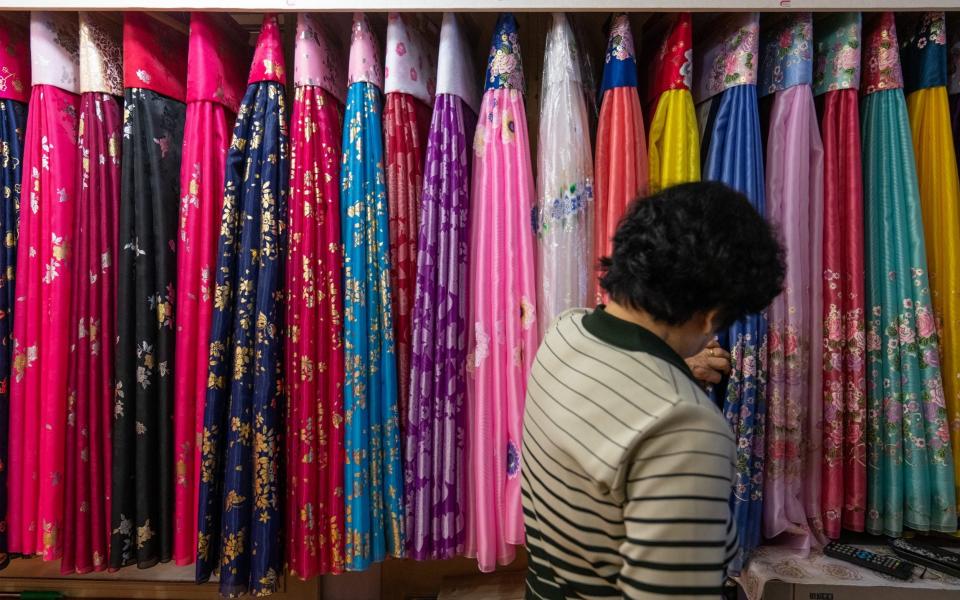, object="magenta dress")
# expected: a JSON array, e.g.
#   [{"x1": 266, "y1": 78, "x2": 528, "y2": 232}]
[
  {"x1": 7, "y1": 11, "x2": 80, "y2": 561},
  {"x1": 172, "y1": 12, "x2": 247, "y2": 566},
  {"x1": 465, "y1": 13, "x2": 538, "y2": 572},
  {"x1": 61, "y1": 12, "x2": 122, "y2": 574}
]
